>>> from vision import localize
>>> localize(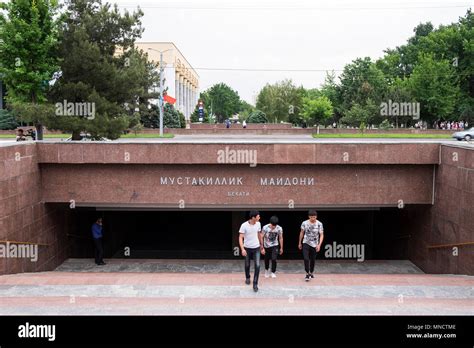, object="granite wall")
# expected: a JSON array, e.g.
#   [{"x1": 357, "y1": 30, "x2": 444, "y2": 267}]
[
  {"x1": 0, "y1": 143, "x2": 70, "y2": 275},
  {"x1": 407, "y1": 144, "x2": 473, "y2": 274},
  {"x1": 0, "y1": 141, "x2": 472, "y2": 275}
]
